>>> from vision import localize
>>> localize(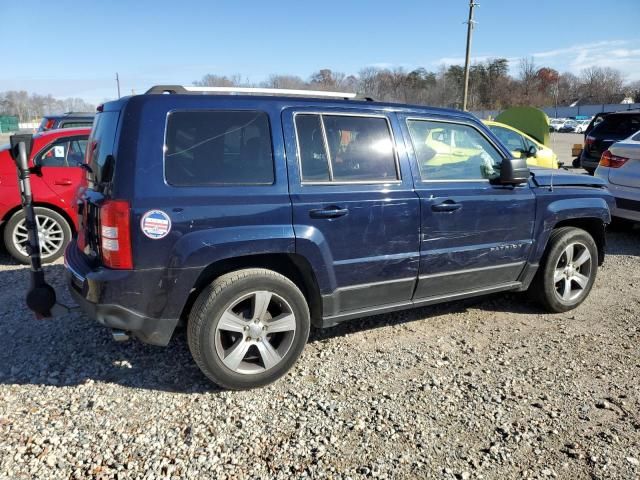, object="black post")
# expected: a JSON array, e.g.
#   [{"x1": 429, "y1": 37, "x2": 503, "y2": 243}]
[{"x1": 10, "y1": 135, "x2": 56, "y2": 317}]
